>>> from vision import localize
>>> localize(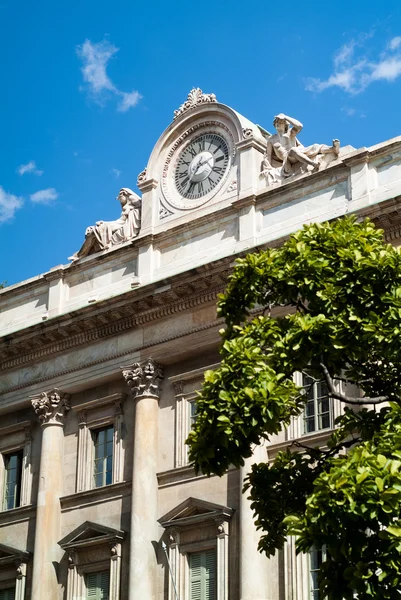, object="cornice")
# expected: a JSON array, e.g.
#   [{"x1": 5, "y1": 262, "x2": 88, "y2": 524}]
[{"x1": 0, "y1": 263, "x2": 231, "y2": 373}]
